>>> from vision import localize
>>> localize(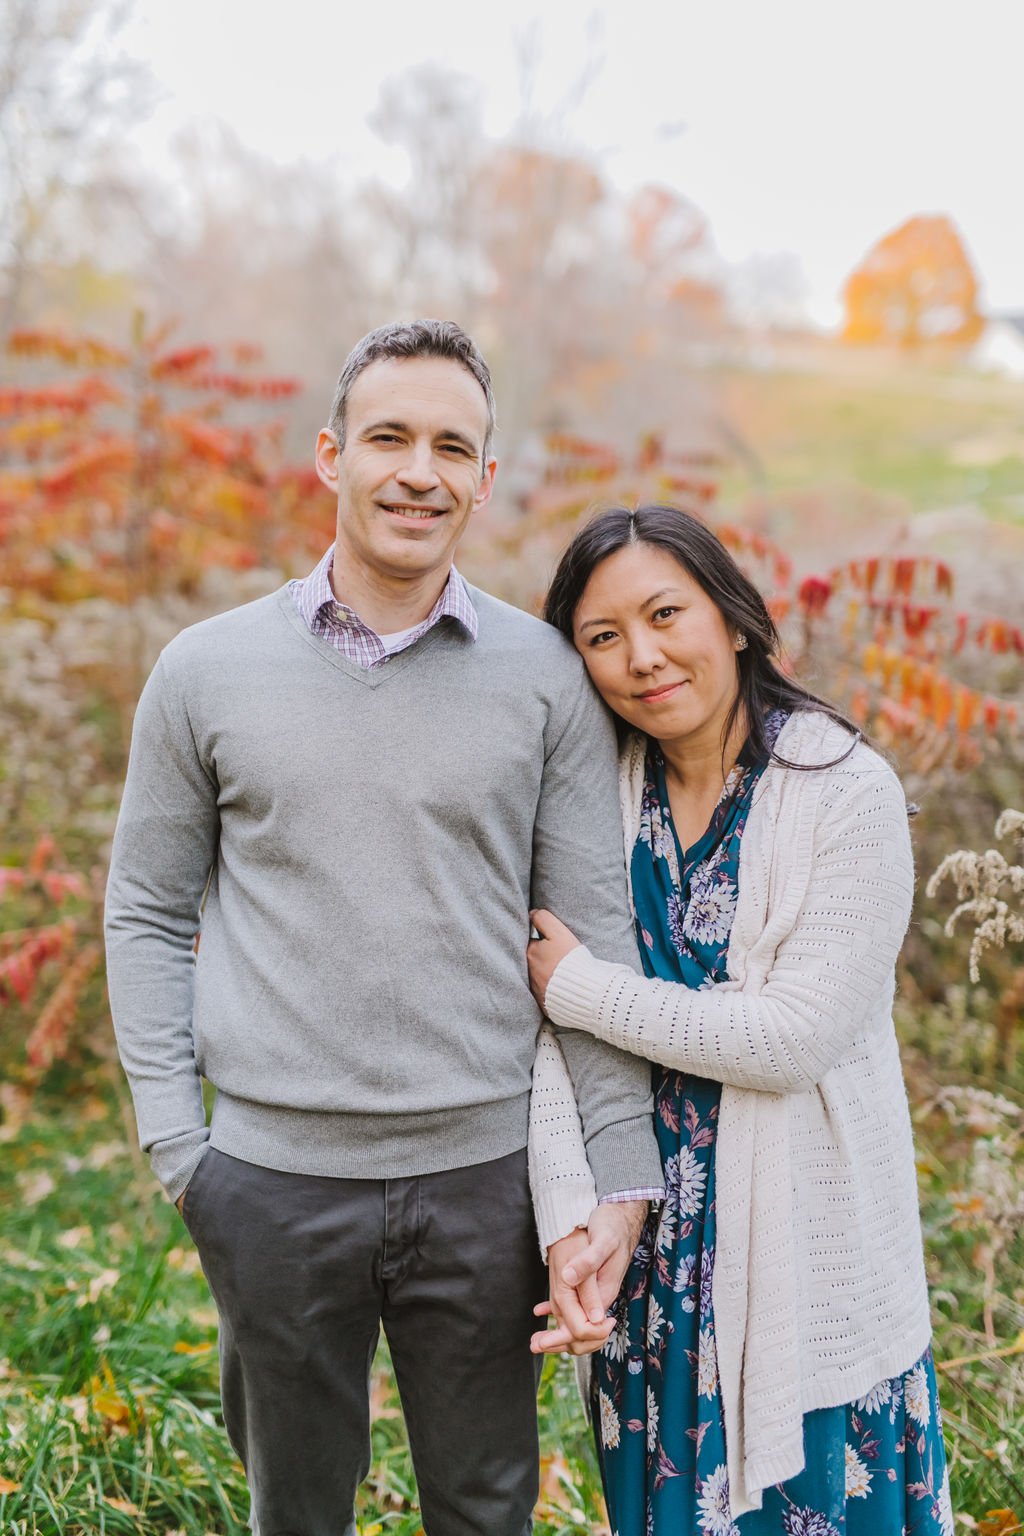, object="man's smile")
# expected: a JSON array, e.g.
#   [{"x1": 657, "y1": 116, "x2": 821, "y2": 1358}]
[{"x1": 379, "y1": 501, "x2": 448, "y2": 521}]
